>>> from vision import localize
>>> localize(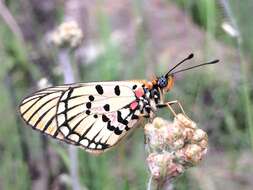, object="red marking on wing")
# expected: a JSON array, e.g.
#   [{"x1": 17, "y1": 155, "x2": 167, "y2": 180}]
[
  {"x1": 130, "y1": 101, "x2": 138, "y2": 110},
  {"x1": 135, "y1": 88, "x2": 144, "y2": 98}
]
